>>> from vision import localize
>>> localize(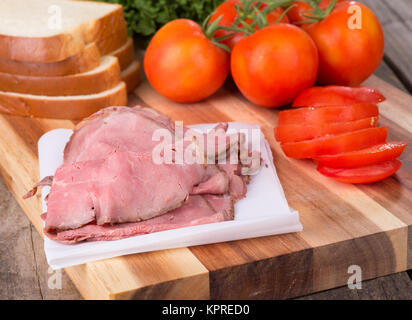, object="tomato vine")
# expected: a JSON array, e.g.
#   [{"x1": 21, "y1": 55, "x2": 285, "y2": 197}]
[{"x1": 203, "y1": 0, "x2": 296, "y2": 51}]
